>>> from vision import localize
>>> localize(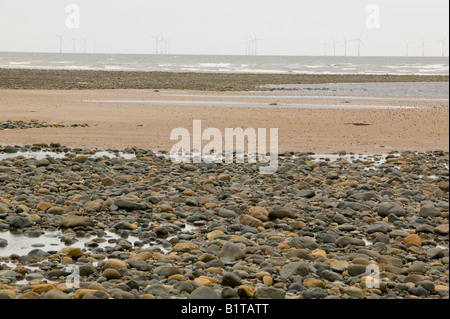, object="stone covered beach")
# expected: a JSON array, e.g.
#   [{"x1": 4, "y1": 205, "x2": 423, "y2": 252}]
[{"x1": 0, "y1": 70, "x2": 449, "y2": 300}]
